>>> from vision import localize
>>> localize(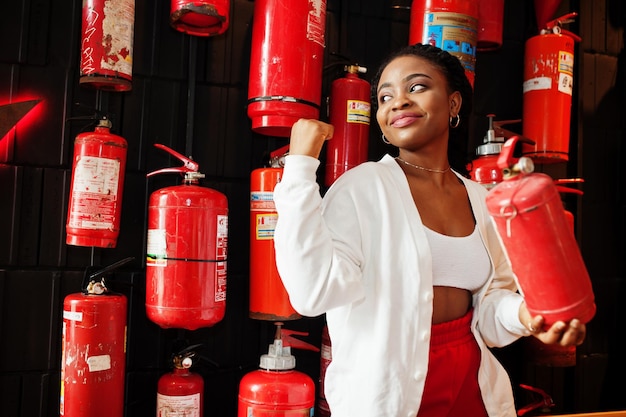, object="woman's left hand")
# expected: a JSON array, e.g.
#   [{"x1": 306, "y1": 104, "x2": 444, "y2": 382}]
[{"x1": 519, "y1": 301, "x2": 587, "y2": 346}]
